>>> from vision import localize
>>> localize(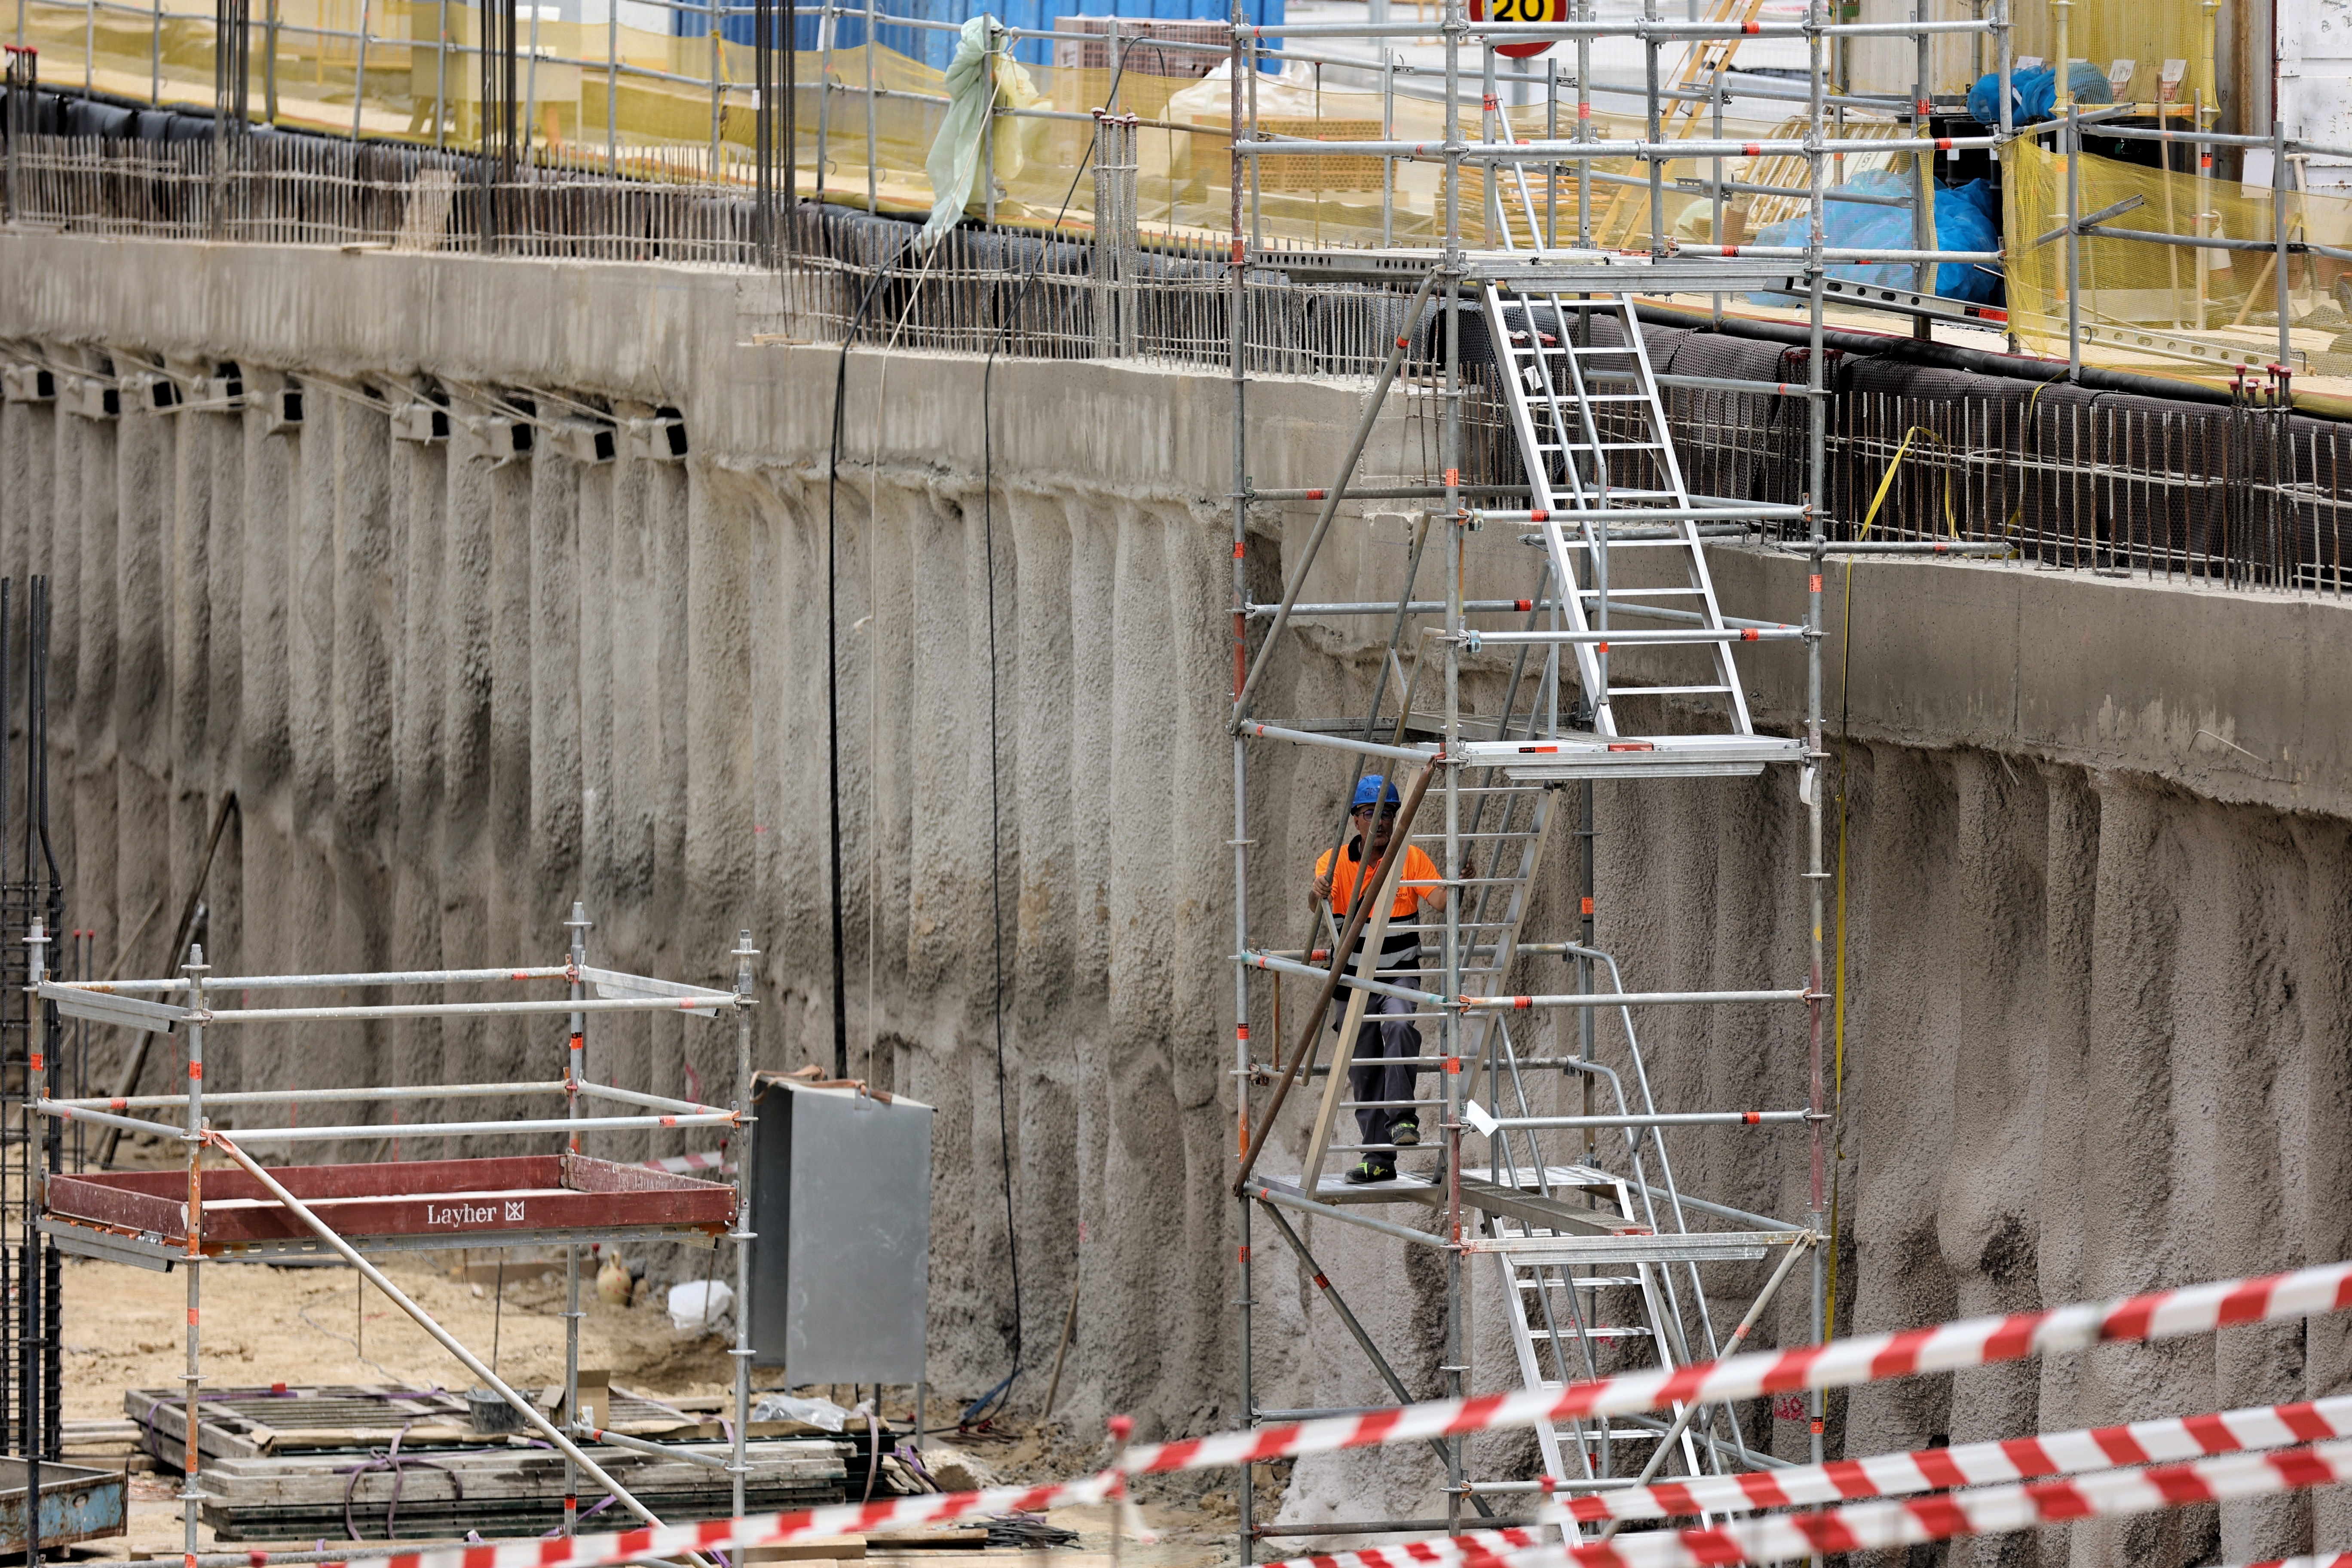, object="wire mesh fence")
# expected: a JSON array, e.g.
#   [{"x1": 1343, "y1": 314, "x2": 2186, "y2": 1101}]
[
  {"x1": 1817, "y1": 388, "x2": 2352, "y2": 594},
  {"x1": 3, "y1": 131, "x2": 766, "y2": 260}
]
